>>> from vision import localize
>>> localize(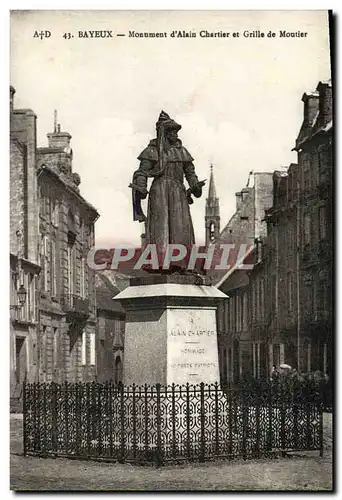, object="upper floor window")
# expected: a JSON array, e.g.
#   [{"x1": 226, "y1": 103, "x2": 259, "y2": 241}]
[
  {"x1": 40, "y1": 235, "x2": 49, "y2": 293},
  {"x1": 318, "y1": 146, "x2": 331, "y2": 184},
  {"x1": 51, "y1": 199, "x2": 59, "y2": 227},
  {"x1": 319, "y1": 205, "x2": 327, "y2": 241},
  {"x1": 51, "y1": 239, "x2": 57, "y2": 297},
  {"x1": 303, "y1": 212, "x2": 311, "y2": 246},
  {"x1": 23, "y1": 272, "x2": 35, "y2": 322},
  {"x1": 302, "y1": 153, "x2": 311, "y2": 192},
  {"x1": 80, "y1": 257, "x2": 86, "y2": 298},
  {"x1": 67, "y1": 235, "x2": 76, "y2": 296}
]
